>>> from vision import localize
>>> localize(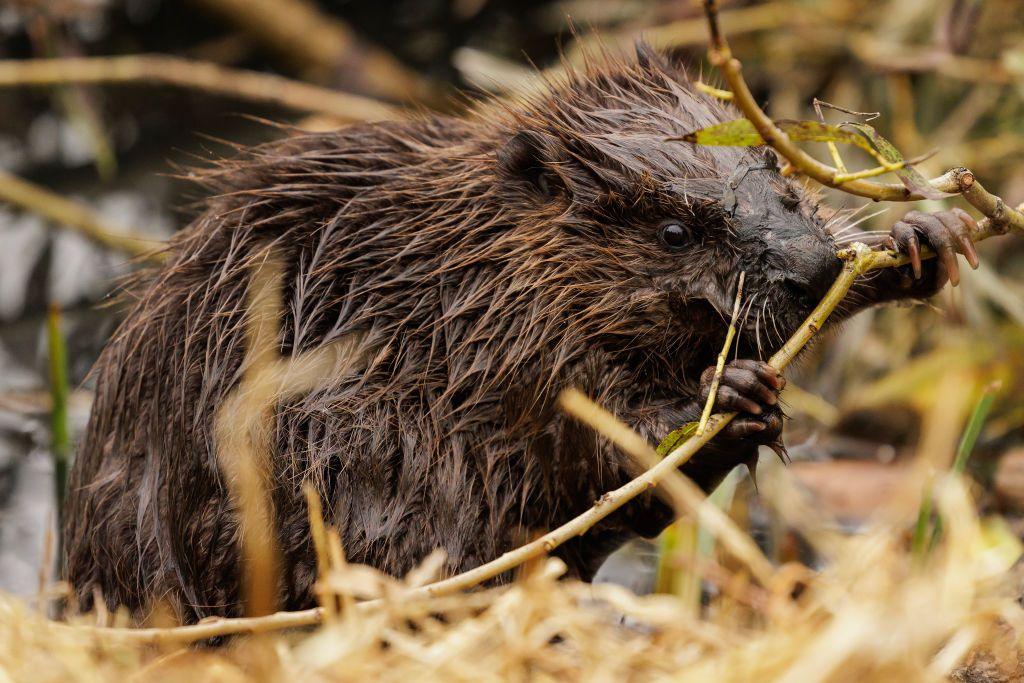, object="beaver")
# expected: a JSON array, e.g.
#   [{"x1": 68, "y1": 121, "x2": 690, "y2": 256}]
[{"x1": 63, "y1": 44, "x2": 979, "y2": 622}]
